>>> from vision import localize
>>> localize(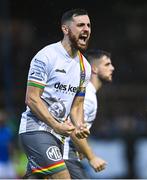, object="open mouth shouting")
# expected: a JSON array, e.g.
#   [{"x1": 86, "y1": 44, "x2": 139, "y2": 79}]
[{"x1": 79, "y1": 34, "x2": 89, "y2": 46}]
